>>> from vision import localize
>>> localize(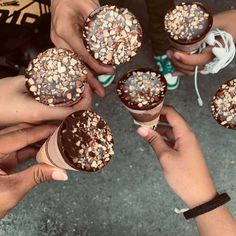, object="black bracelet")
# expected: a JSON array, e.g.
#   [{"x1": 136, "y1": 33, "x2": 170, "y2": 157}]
[{"x1": 184, "y1": 193, "x2": 231, "y2": 220}]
